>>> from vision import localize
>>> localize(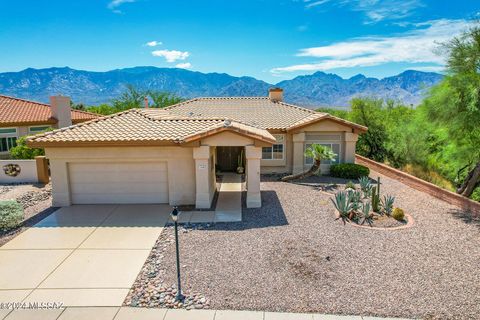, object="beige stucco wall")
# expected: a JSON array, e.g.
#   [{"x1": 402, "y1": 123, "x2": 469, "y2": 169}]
[
  {"x1": 201, "y1": 131, "x2": 254, "y2": 146},
  {"x1": 0, "y1": 159, "x2": 39, "y2": 183},
  {"x1": 260, "y1": 133, "x2": 293, "y2": 174},
  {"x1": 261, "y1": 119, "x2": 360, "y2": 175},
  {"x1": 45, "y1": 146, "x2": 195, "y2": 207}
]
